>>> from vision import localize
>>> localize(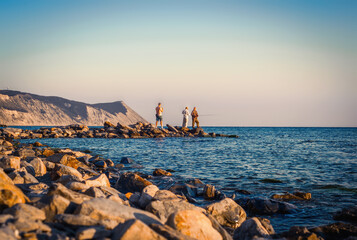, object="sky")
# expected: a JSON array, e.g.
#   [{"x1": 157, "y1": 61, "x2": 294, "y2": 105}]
[{"x1": 0, "y1": 0, "x2": 356, "y2": 127}]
